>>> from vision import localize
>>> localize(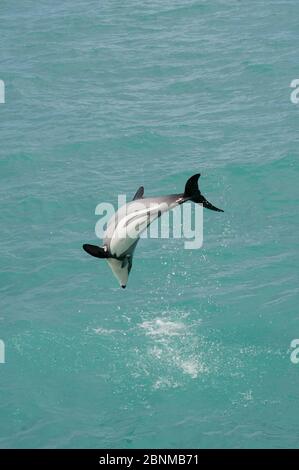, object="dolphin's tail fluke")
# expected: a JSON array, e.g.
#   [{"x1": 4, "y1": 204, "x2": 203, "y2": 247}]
[{"x1": 184, "y1": 174, "x2": 224, "y2": 212}]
